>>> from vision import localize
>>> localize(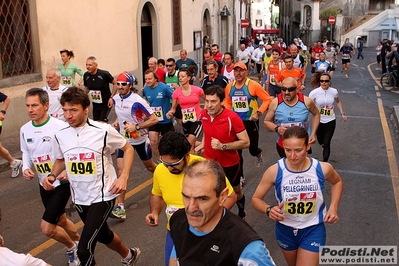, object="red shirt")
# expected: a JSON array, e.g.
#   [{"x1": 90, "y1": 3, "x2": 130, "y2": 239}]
[
  {"x1": 213, "y1": 52, "x2": 223, "y2": 62},
  {"x1": 199, "y1": 108, "x2": 245, "y2": 167},
  {"x1": 156, "y1": 68, "x2": 166, "y2": 83}
]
